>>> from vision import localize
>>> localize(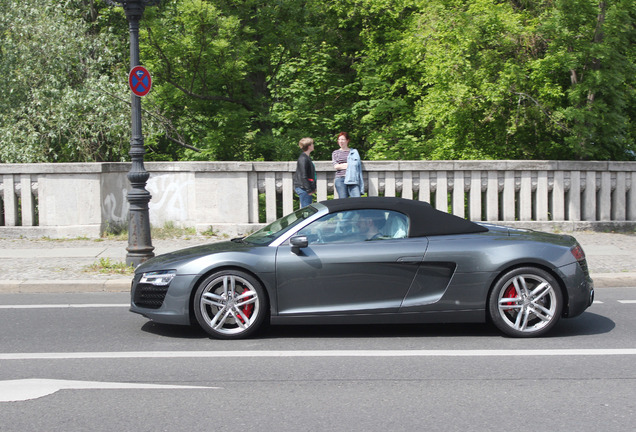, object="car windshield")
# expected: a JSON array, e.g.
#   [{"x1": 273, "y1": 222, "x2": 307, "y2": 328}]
[{"x1": 243, "y1": 205, "x2": 319, "y2": 245}]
